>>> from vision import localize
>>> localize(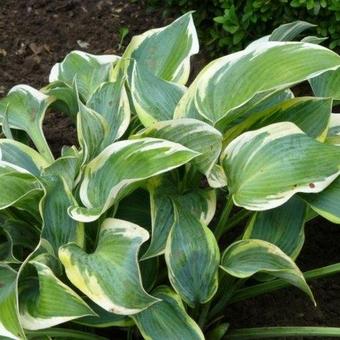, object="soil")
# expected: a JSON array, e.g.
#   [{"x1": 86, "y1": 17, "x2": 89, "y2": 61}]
[{"x1": 1, "y1": 1, "x2": 340, "y2": 339}]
